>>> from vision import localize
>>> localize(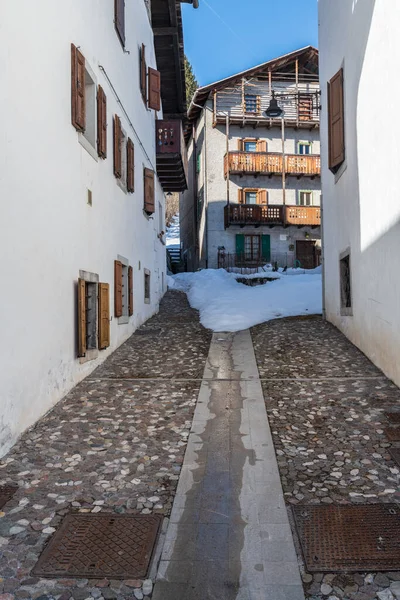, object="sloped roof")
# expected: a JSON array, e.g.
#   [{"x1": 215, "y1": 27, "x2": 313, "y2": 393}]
[{"x1": 187, "y1": 45, "x2": 318, "y2": 122}]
